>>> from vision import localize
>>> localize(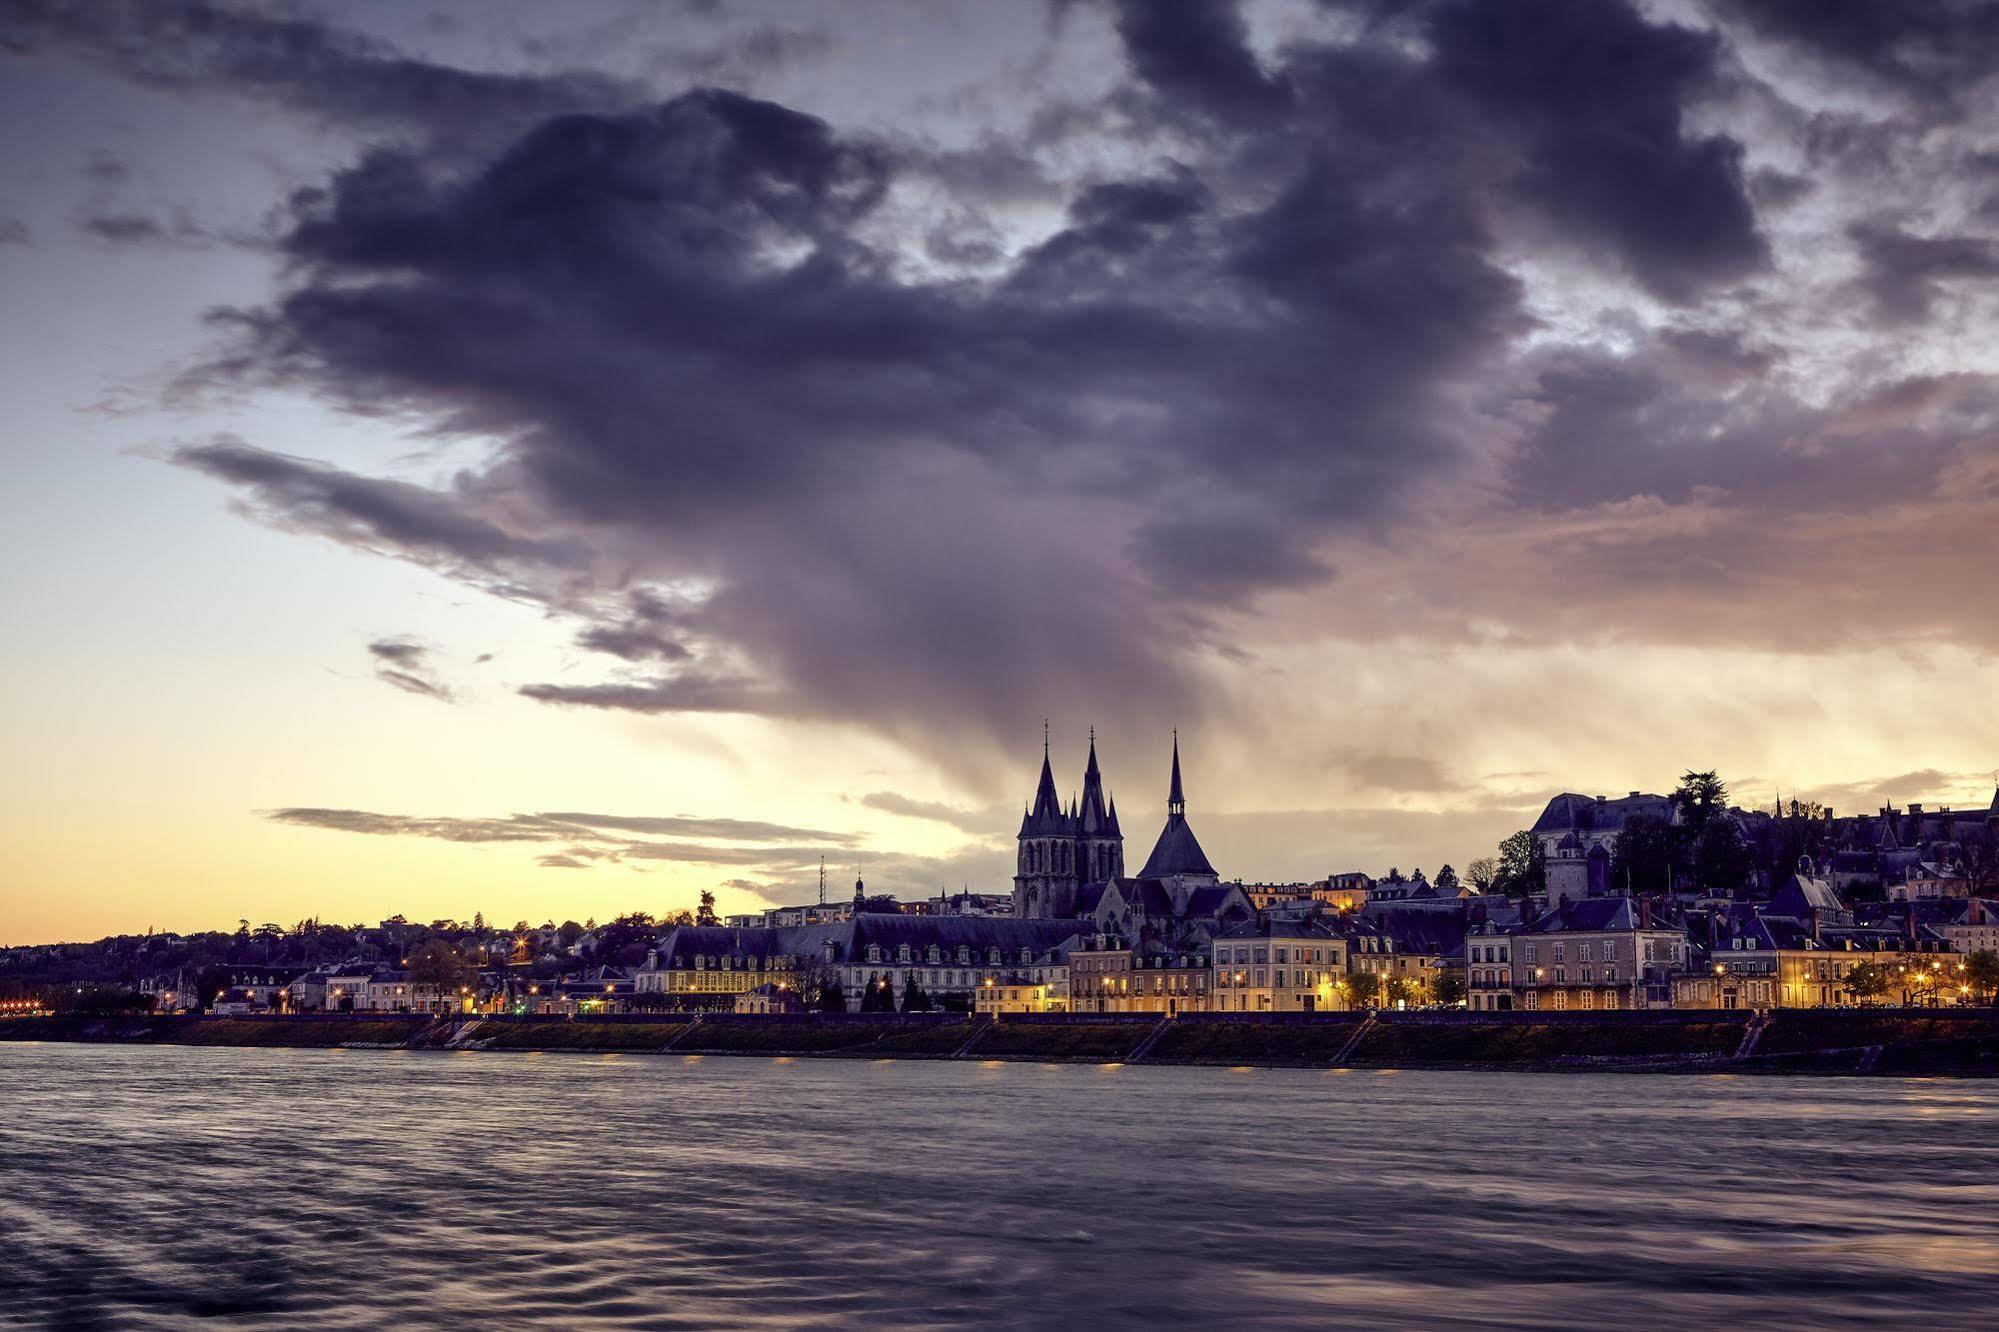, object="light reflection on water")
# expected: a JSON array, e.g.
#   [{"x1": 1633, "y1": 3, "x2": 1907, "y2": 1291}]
[{"x1": 2, "y1": 1044, "x2": 1996, "y2": 1329}]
